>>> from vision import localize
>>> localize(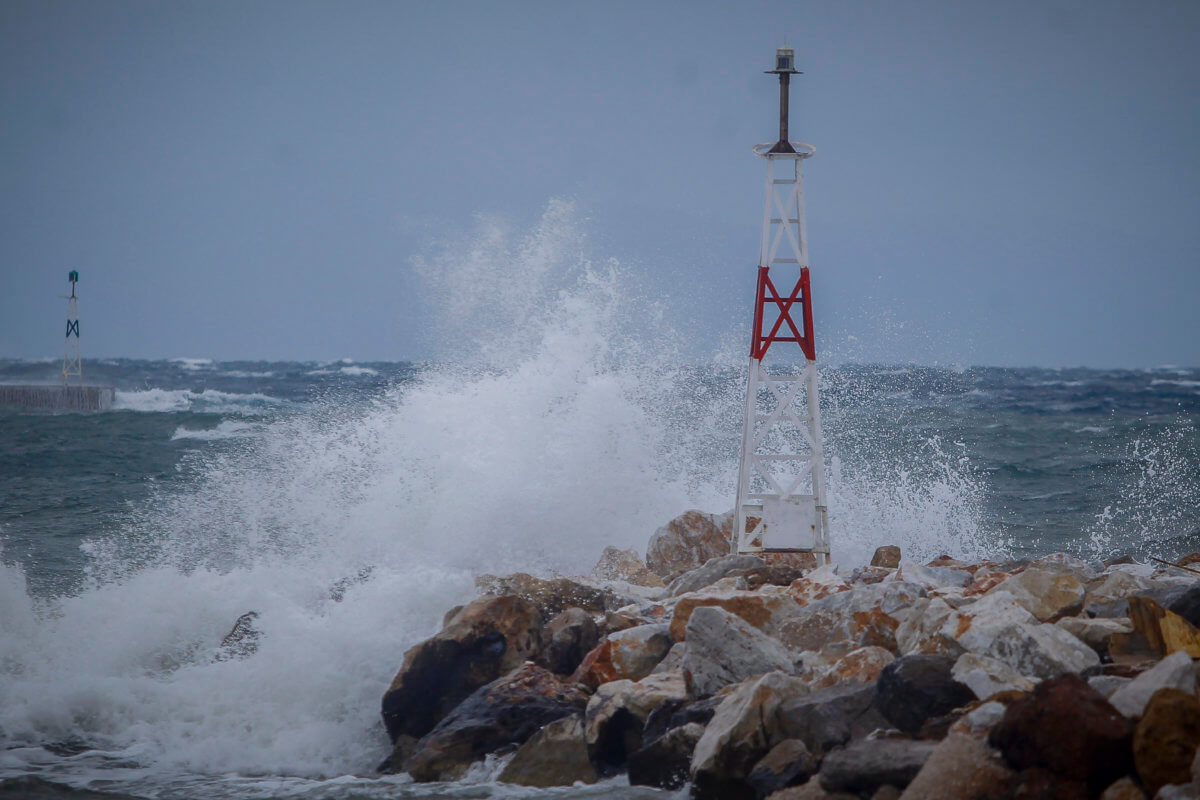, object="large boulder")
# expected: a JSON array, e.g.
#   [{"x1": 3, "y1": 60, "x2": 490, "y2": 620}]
[
  {"x1": 667, "y1": 554, "x2": 765, "y2": 596},
  {"x1": 806, "y1": 646, "x2": 895, "y2": 690},
  {"x1": 475, "y1": 572, "x2": 618, "y2": 621},
  {"x1": 682, "y1": 605, "x2": 799, "y2": 698},
  {"x1": 670, "y1": 589, "x2": 803, "y2": 642},
  {"x1": 897, "y1": 732, "x2": 1016, "y2": 800},
  {"x1": 497, "y1": 713, "x2": 598, "y2": 787},
  {"x1": 991, "y1": 567, "x2": 1086, "y2": 621},
  {"x1": 570, "y1": 623, "x2": 673, "y2": 689},
  {"x1": 690, "y1": 671, "x2": 811, "y2": 800},
  {"x1": 584, "y1": 671, "x2": 688, "y2": 773},
  {"x1": 951, "y1": 652, "x2": 1036, "y2": 700},
  {"x1": 985, "y1": 622, "x2": 1100, "y2": 680},
  {"x1": 537, "y1": 607, "x2": 599, "y2": 675},
  {"x1": 747, "y1": 738, "x2": 820, "y2": 798},
  {"x1": 1109, "y1": 650, "x2": 1197, "y2": 718},
  {"x1": 1133, "y1": 687, "x2": 1200, "y2": 797},
  {"x1": 1055, "y1": 615, "x2": 1133, "y2": 660},
  {"x1": 895, "y1": 597, "x2": 960, "y2": 657},
  {"x1": 937, "y1": 590, "x2": 1037, "y2": 654},
  {"x1": 875, "y1": 655, "x2": 975, "y2": 735},
  {"x1": 988, "y1": 673, "x2": 1134, "y2": 796},
  {"x1": 777, "y1": 681, "x2": 889, "y2": 755},
  {"x1": 406, "y1": 663, "x2": 589, "y2": 782},
  {"x1": 381, "y1": 594, "x2": 543, "y2": 743},
  {"x1": 590, "y1": 546, "x2": 665, "y2": 587},
  {"x1": 627, "y1": 721, "x2": 706, "y2": 790},
  {"x1": 646, "y1": 509, "x2": 734, "y2": 581},
  {"x1": 818, "y1": 738, "x2": 937, "y2": 796}
]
